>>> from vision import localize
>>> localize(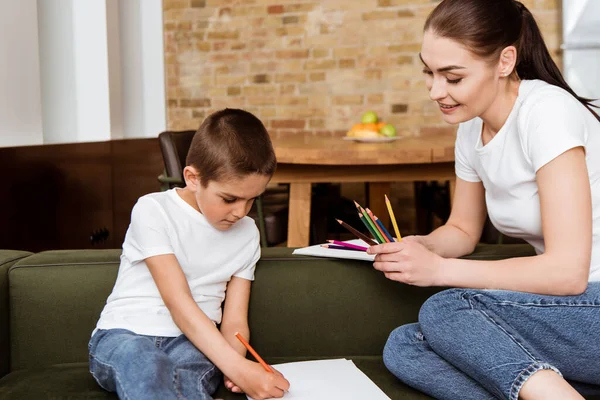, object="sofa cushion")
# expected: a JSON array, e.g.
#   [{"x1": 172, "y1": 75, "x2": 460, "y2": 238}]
[
  {"x1": 0, "y1": 358, "x2": 432, "y2": 400},
  {"x1": 8, "y1": 250, "x2": 120, "y2": 370}
]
